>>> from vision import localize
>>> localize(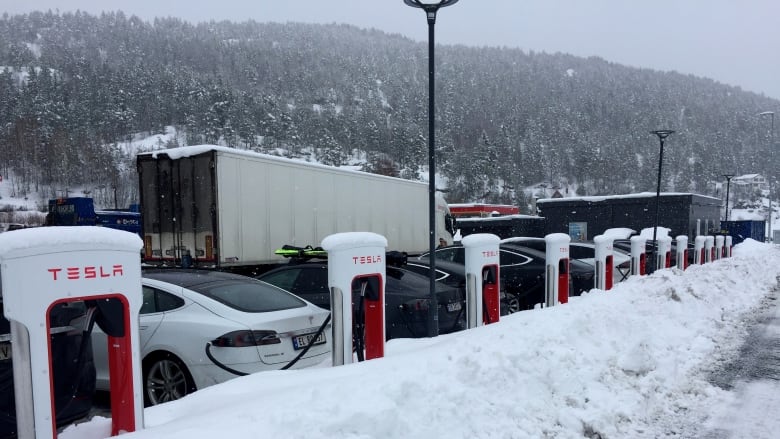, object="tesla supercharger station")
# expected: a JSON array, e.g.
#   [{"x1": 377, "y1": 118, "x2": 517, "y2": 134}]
[
  {"x1": 0, "y1": 227, "x2": 144, "y2": 438},
  {"x1": 694, "y1": 236, "x2": 706, "y2": 265},
  {"x1": 544, "y1": 233, "x2": 570, "y2": 307},
  {"x1": 657, "y1": 236, "x2": 672, "y2": 270},
  {"x1": 322, "y1": 232, "x2": 386, "y2": 366},
  {"x1": 593, "y1": 235, "x2": 614, "y2": 291},
  {"x1": 715, "y1": 236, "x2": 725, "y2": 260},
  {"x1": 630, "y1": 235, "x2": 647, "y2": 276},
  {"x1": 725, "y1": 236, "x2": 733, "y2": 257},
  {"x1": 705, "y1": 236, "x2": 714, "y2": 263},
  {"x1": 676, "y1": 235, "x2": 689, "y2": 270},
  {"x1": 462, "y1": 233, "x2": 500, "y2": 327}
]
